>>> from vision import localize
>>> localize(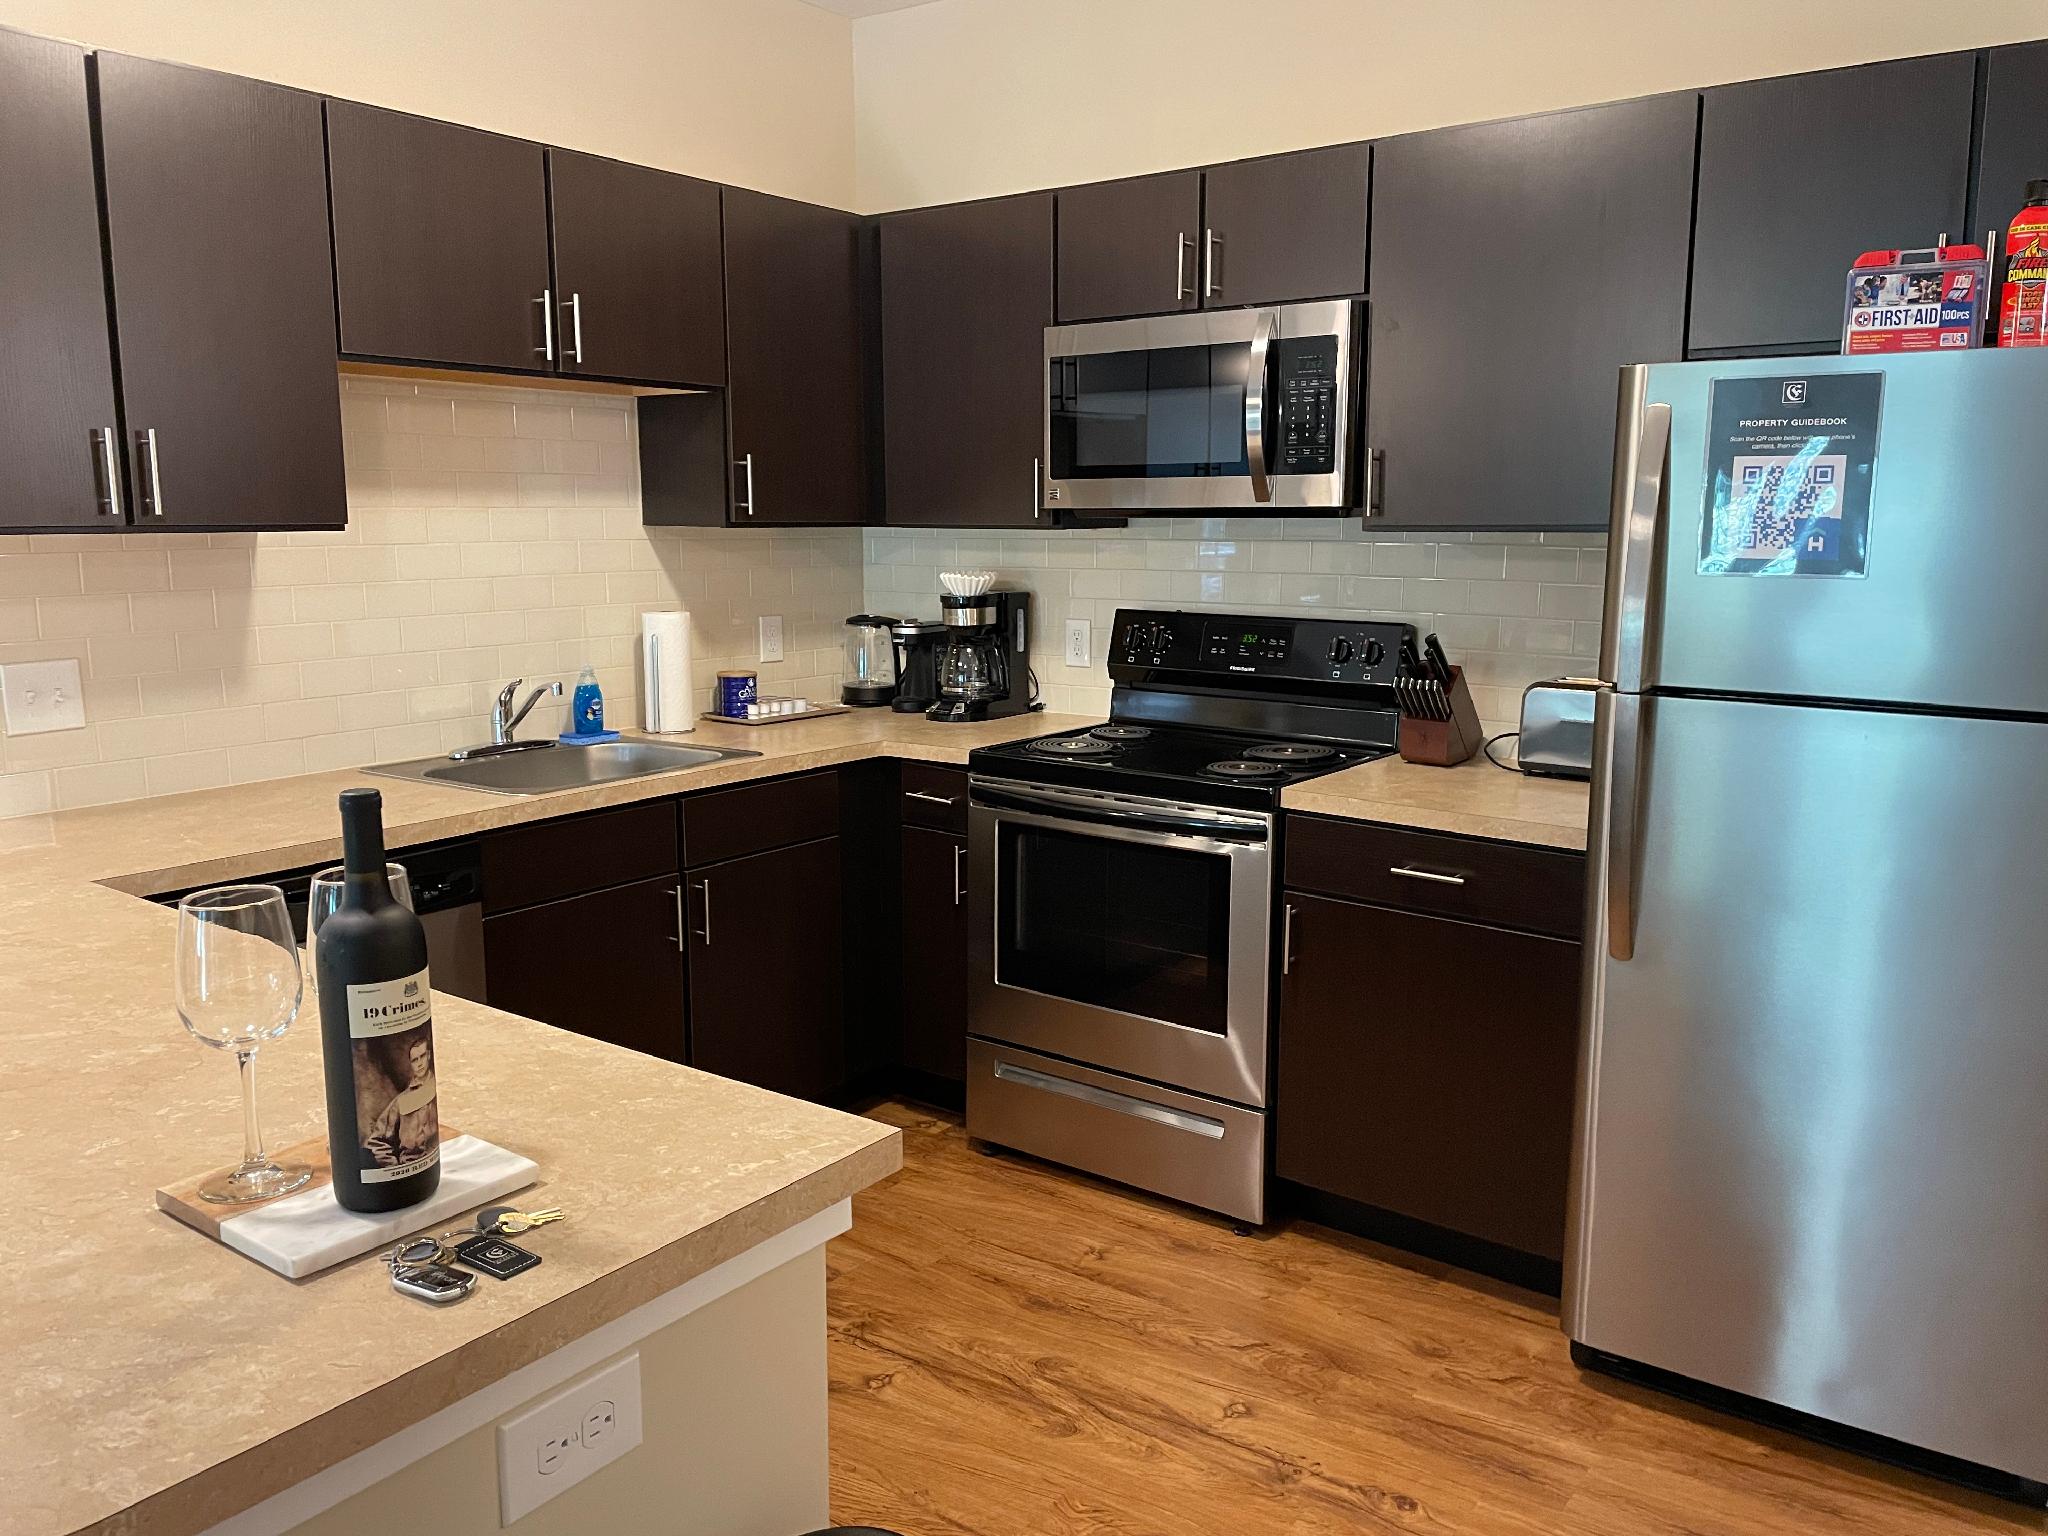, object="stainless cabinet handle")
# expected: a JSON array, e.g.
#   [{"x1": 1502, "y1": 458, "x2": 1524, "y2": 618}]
[
  {"x1": 1031, "y1": 455, "x2": 1042, "y2": 520},
  {"x1": 1281, "y1": 902, "x2": 1297, "y2": 975},
  {"x1": 953, "y1": 843, "x2": 966, "y2": 907},
  {"x1": 135, "y1": 428, "x2": 164, "y2": 517},
  {"x1": 536, "y1": 288, "x2": 554, "y2": 361},
  {"x1": 1203, "y1": 227, "x2": 1220, "y2": 298},
  {"x1": 1390, "y1": 865, "x2": 1466, "y2": 886},
  {"x1": 667, "y1": 885, "x2": 684, "y2": 951},
  {"x1": 904, "y1": 790, "x2": 957, "y2": 807},
  {"x1": 1362, "y1": 447, "x2": 1384, "y2": 519},
  {"x1": 91, "y1": 427, "x2": 121, "y2": 517},
  {"x1": 692, "y1": 879, "x2": 712, "y2": 945},
  {"x1": 1174, "y1": 232, "x2": 1193, "y2": 301},
  {"x1": 734, "y1": 453, "x2": 755, "y2": 518},
  {"x1": 564, "y1": 291, "x2": 585, "y2": 366}
]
